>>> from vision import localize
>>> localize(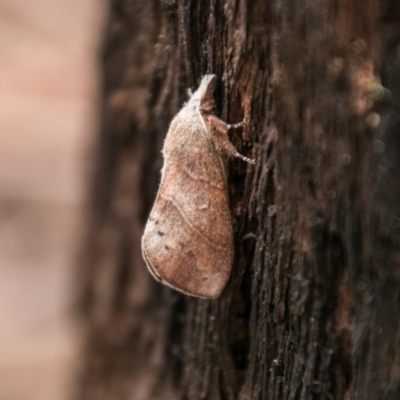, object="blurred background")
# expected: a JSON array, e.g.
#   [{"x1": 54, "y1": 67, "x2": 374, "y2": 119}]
[{"x1": 0, "y1": 0, "x2": 105, "y2": 399}]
